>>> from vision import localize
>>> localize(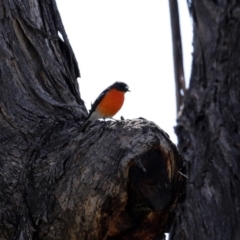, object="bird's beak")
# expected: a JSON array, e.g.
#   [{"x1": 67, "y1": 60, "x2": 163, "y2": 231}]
[{"x1": 127, "y1": 89, "x2": 130, "y2": 92}]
